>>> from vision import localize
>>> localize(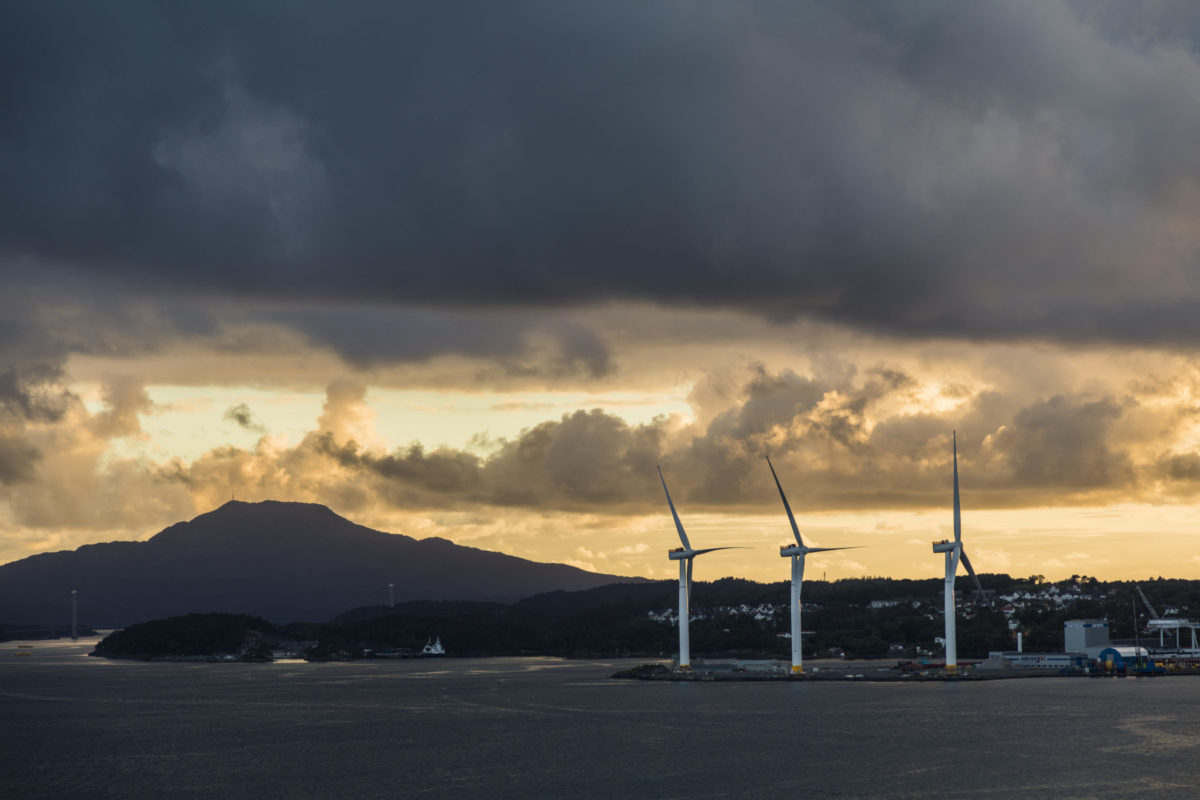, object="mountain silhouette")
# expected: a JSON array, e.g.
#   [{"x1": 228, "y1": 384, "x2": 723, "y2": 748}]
[{"x1": 0, "y1": 501, "x2": 640, "y2": 628}]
